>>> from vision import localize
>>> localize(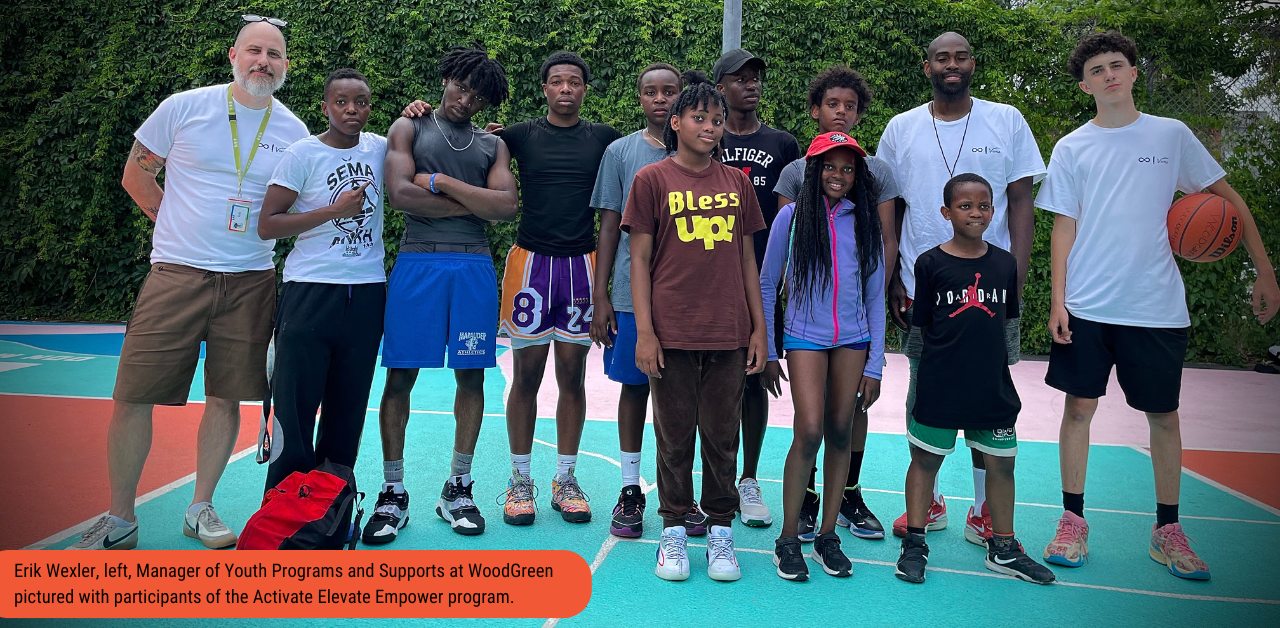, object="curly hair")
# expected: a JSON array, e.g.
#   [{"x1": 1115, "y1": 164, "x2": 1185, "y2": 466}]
[
  {"x1": 662, "y1": 70, "x2": 727, "y2": 157},
  {"x1": 1068, "y1": 31, "x2": 1138, "y2": 81},
  {"x1": 540, "y1": 50, "x2": 590, "y2": 83},
  {"x1": 807, "y1": 65, "x2": 872, "y2": 117},
  {"x1": 439, "y1": 44, "x2": 510, "y2": 107}
]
